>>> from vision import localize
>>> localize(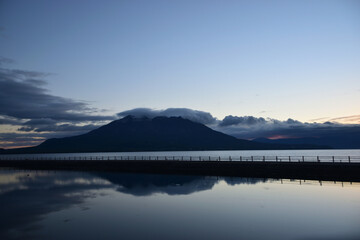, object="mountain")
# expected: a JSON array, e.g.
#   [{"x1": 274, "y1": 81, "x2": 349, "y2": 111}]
[
  {"x1": 253, "y1": 136, "x2": 359, "y2": 149},
  {"x1": 3, "y1": 116, "x2": 330, "y2": 154}
]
